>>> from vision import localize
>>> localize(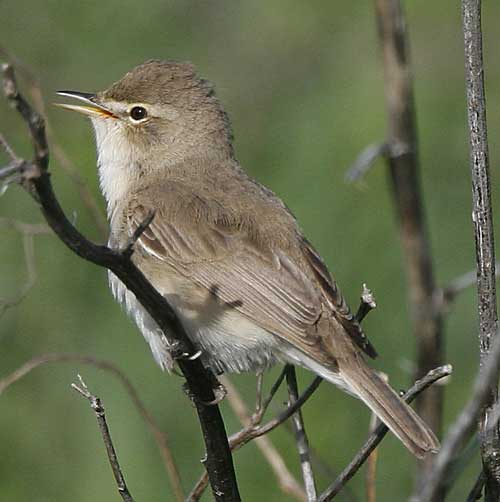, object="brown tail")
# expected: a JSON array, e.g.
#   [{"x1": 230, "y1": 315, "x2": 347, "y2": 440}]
[{"x1": 335, "y1": 356, "x2": 439, "y2": 458}]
